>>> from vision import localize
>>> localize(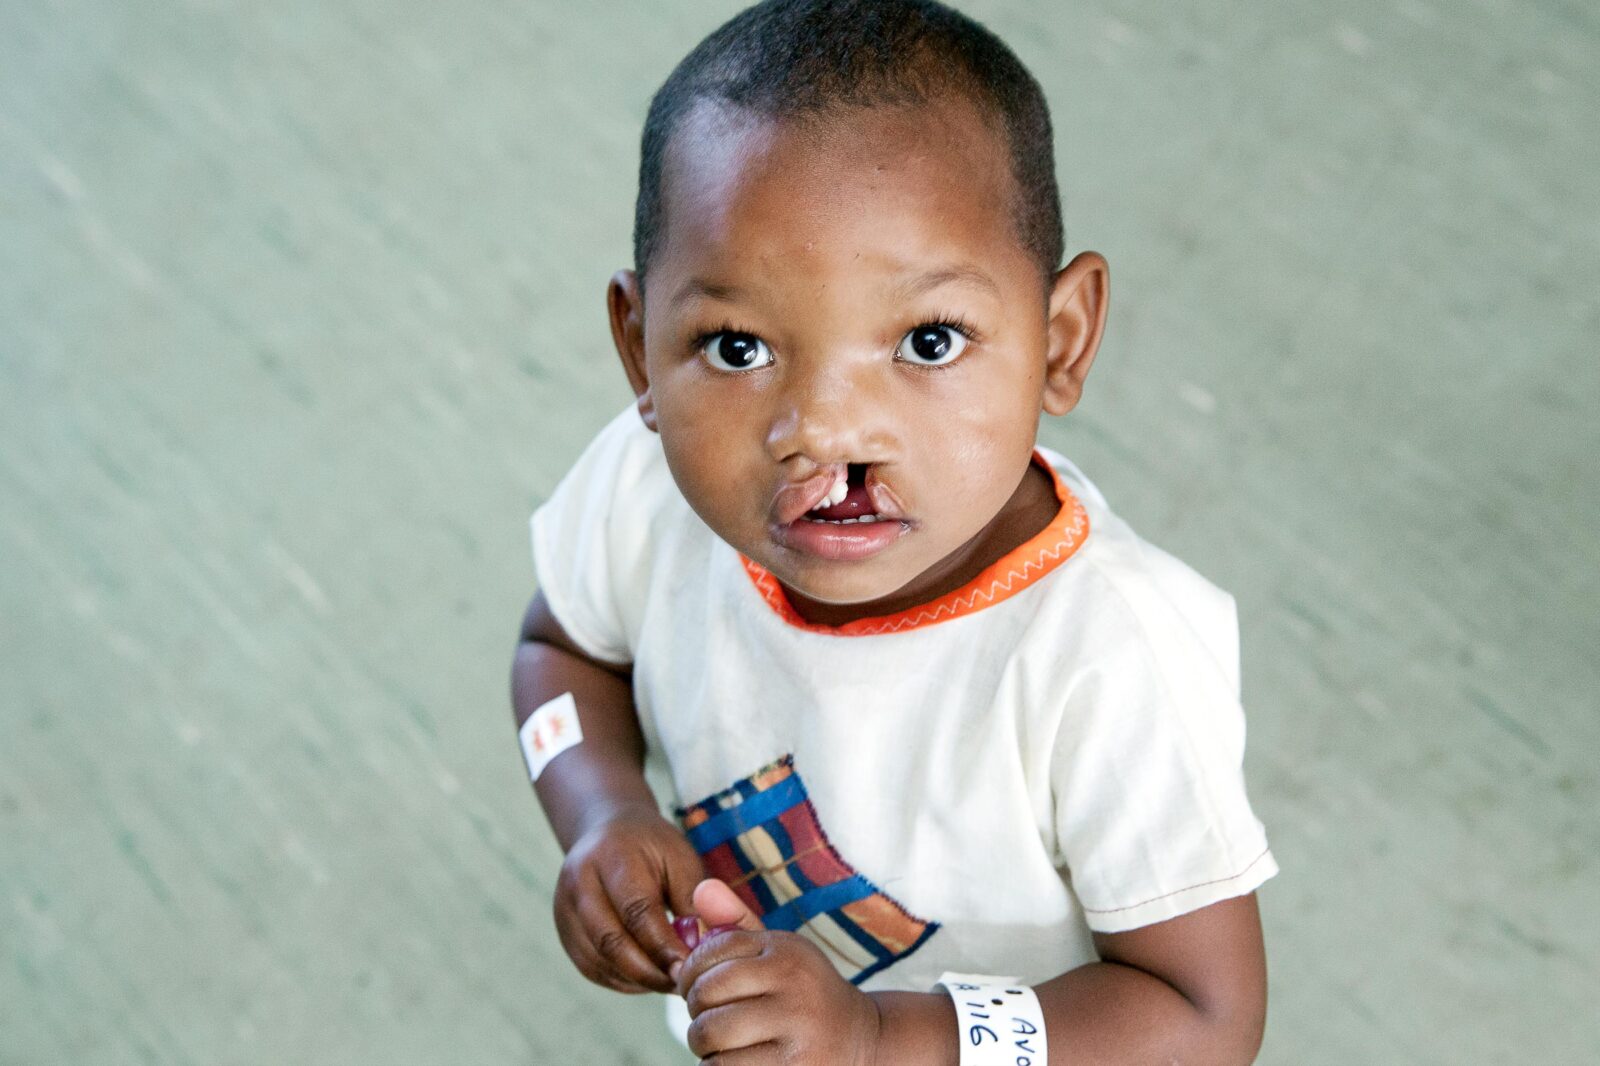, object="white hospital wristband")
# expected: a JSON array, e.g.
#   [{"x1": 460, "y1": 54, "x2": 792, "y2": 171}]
[
  {"x1": 518, "y1": 692, "x2": 583, "y2": 781},
  {"x1": 935, "y1": 972, "x2": 1048, "y2": 1066}
]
